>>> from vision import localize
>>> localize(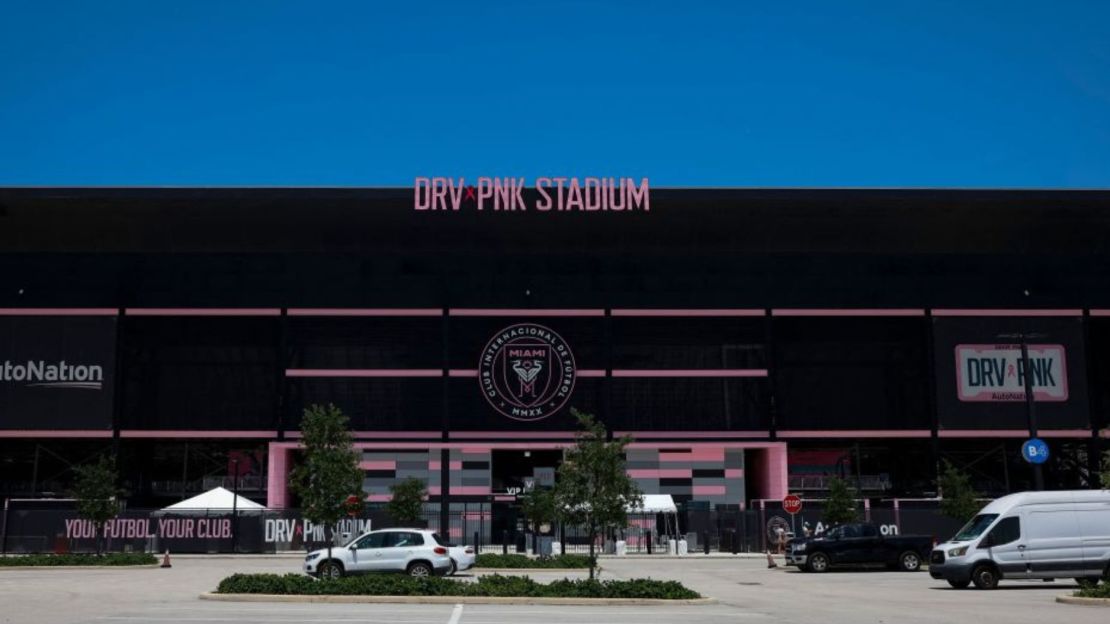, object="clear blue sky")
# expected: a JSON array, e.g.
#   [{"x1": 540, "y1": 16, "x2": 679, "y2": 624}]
[{"x1": 1, "y1": 1, "x2": 1108, "y2": 187}]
